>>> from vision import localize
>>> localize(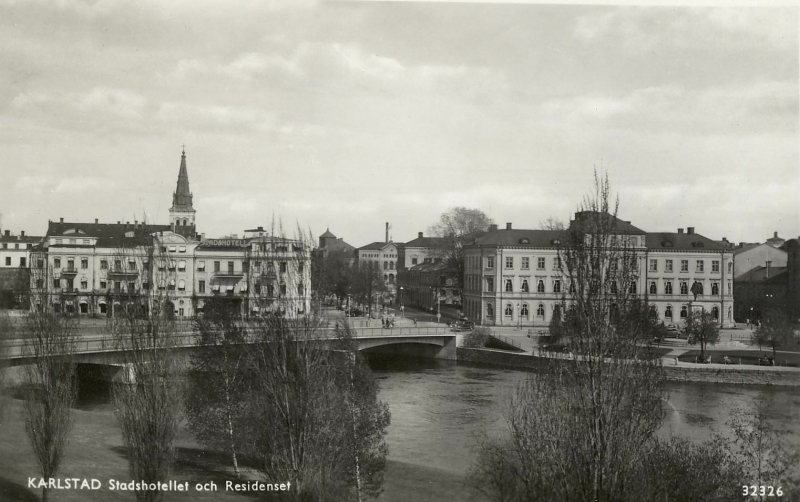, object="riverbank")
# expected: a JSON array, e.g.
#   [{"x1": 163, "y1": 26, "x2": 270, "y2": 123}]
[{"x1": 457, "y1": 347, "x2": 800, "y2": 387}]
